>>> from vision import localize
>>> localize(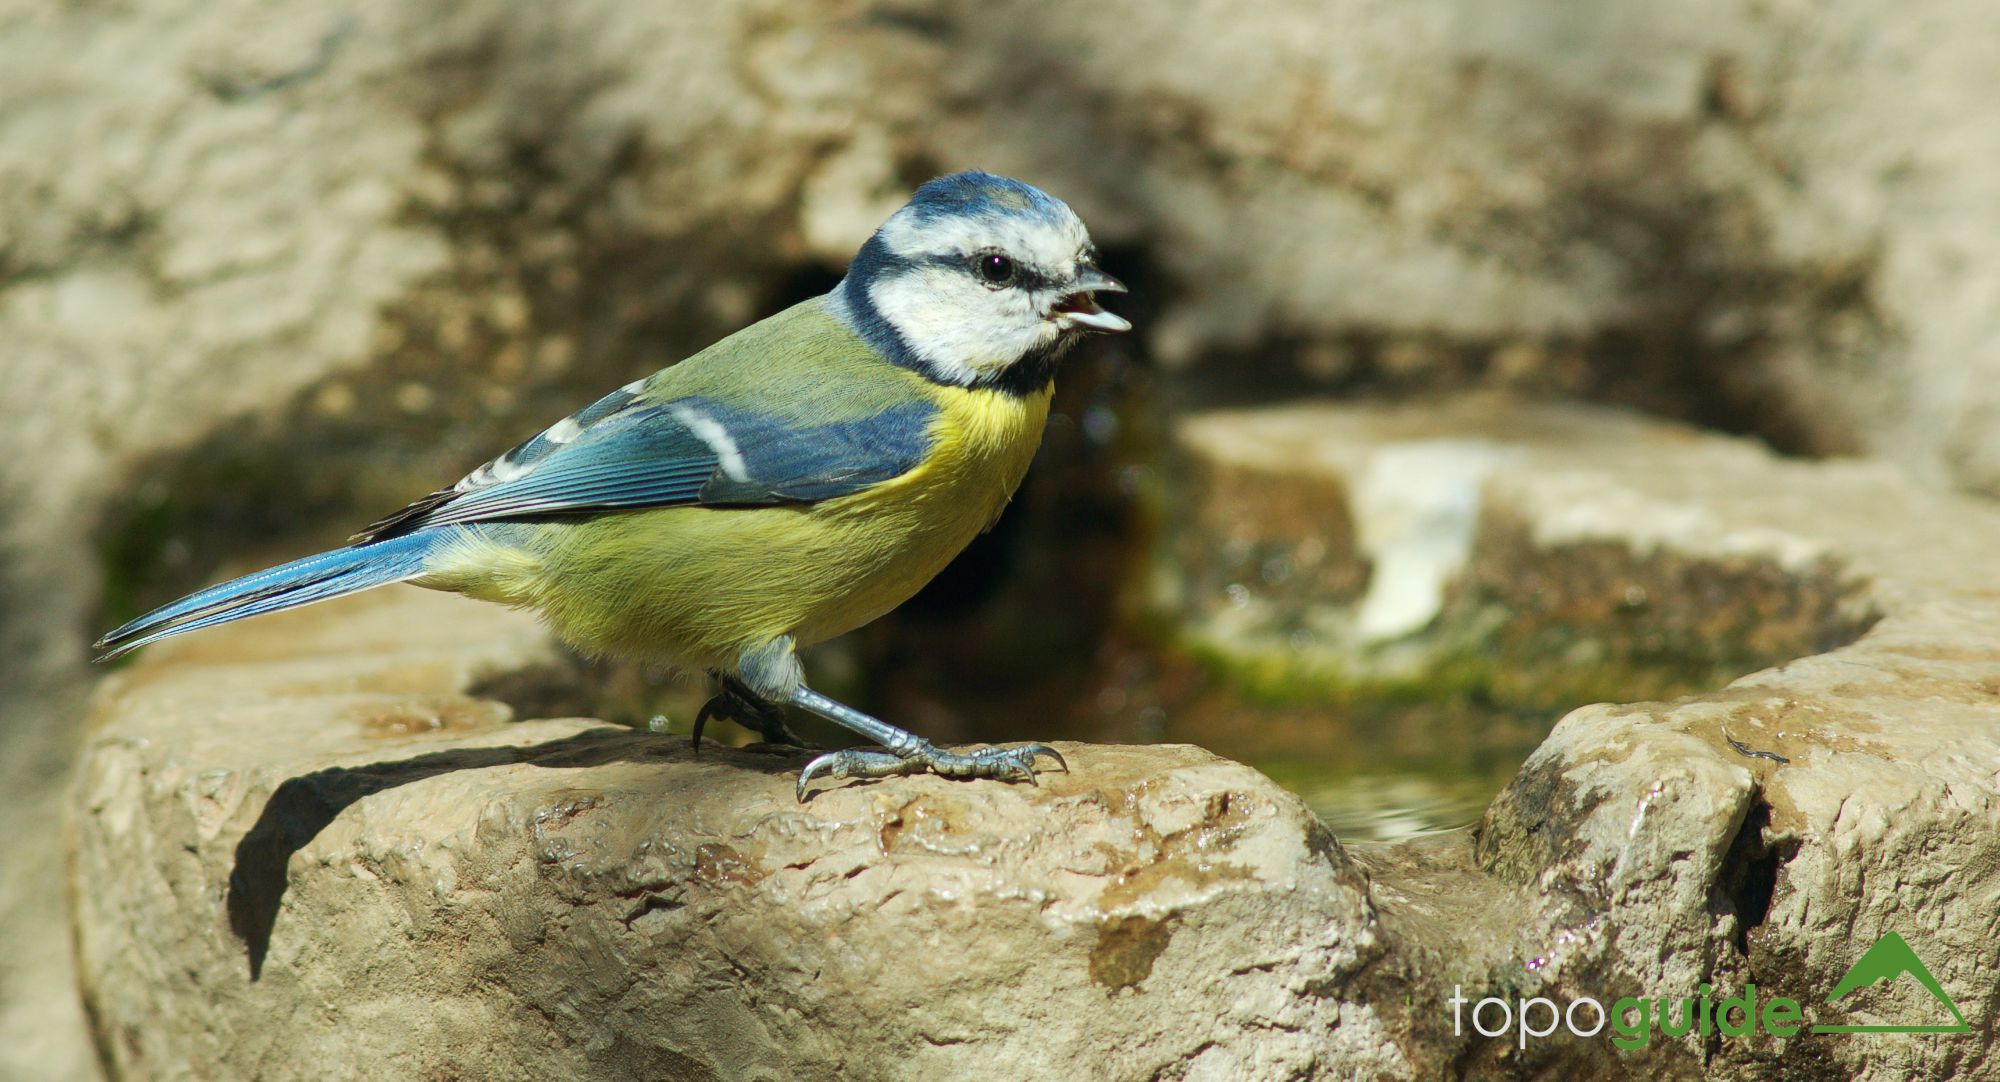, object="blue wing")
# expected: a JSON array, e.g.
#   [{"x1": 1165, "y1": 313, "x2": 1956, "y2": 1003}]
[{"x1": 354, "y1": 392, "x2": 936, "y2": 542}]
